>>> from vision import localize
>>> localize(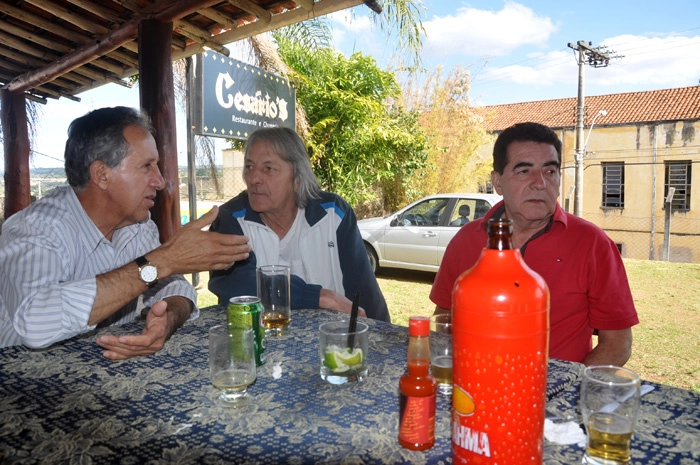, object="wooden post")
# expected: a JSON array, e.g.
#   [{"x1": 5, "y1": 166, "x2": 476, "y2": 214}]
[
  {"x1": 138, "y1": 18, "x2": 180, "y2": 243},
  {"x1": 1, "y1": 89, "x2": 31, "y2": 220}
]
